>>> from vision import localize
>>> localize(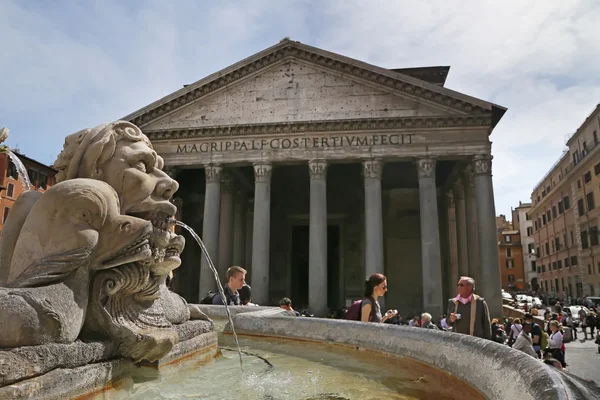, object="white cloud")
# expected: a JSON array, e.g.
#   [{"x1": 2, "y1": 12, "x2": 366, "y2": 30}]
[{"x1": 1, "y1": 0, "x2": 599, "y2": 216}]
